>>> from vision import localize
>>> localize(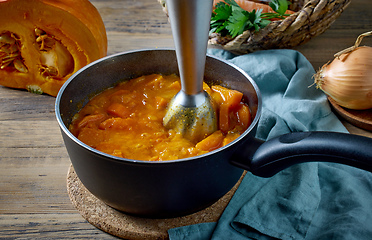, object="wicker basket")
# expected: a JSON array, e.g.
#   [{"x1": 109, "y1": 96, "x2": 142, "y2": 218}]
[{"x1": 158, "y1": 0, "x2": 351, "y2": 54}]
